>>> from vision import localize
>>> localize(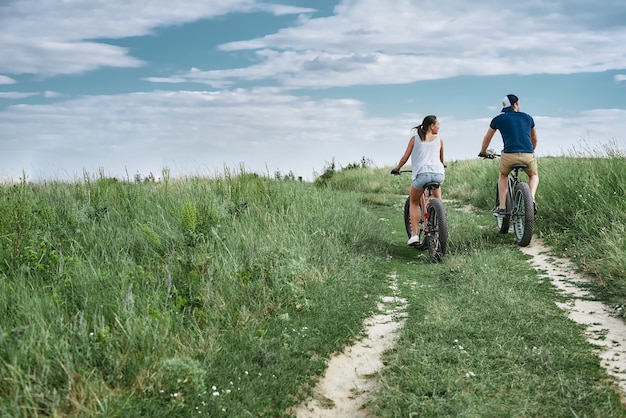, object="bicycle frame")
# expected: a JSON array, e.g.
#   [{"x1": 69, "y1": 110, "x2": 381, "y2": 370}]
[{"x1": 420, "y1": 186, "x2": 436, "y2": 234}]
